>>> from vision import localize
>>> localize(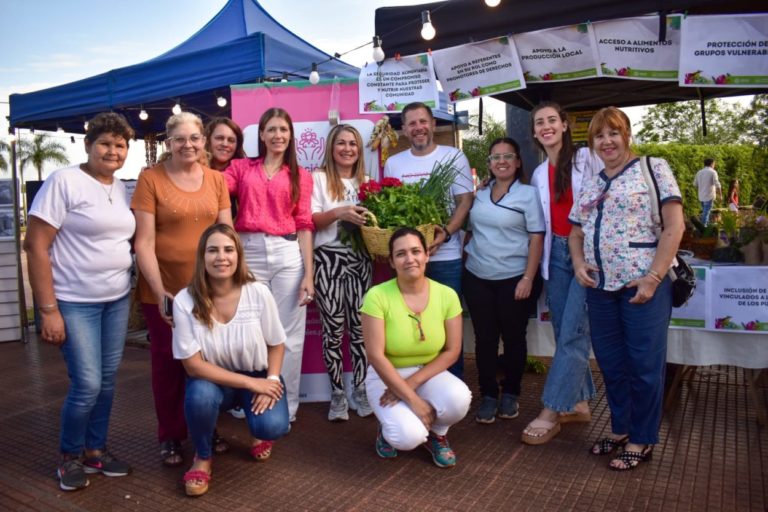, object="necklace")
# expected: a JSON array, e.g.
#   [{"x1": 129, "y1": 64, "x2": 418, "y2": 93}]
[{"x1": 81, "y1": 164, "x2": 115, "y2": 203}]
